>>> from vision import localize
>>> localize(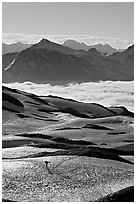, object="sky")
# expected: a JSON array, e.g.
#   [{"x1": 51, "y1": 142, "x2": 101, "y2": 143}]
[{"x1": 2, "y1": 2, "x2": 134, "y2": 48}]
